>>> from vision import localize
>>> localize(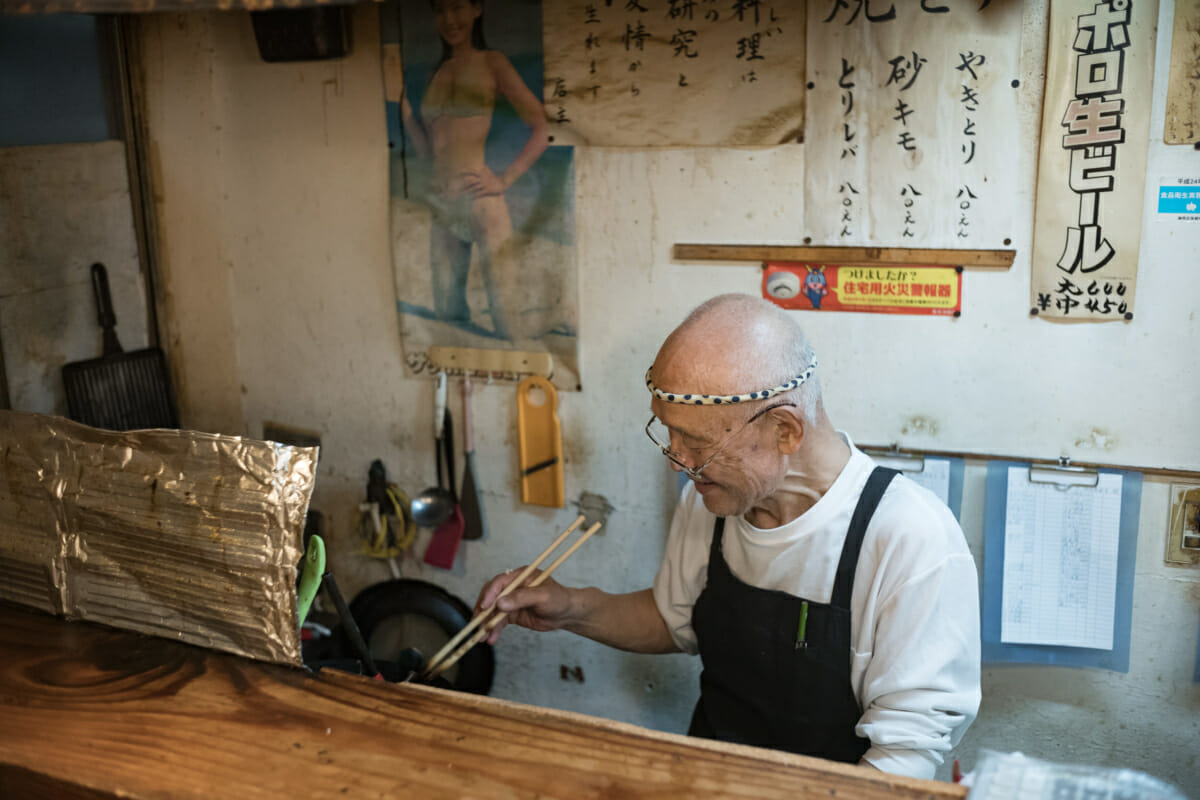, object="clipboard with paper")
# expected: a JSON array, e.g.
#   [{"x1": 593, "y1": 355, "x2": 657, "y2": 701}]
[
  {"x1": 981, "y1": 461, "x2": 1143, "y2": 672},
  {"x1": 863, "y1": 448, "x2": 965, "y2": 521}
]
